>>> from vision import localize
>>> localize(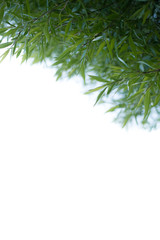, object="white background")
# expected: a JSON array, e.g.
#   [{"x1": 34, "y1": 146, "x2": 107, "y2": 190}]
[{"x1": 0, "y1": 56, "x2": 160, "y2": 240}]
